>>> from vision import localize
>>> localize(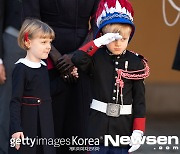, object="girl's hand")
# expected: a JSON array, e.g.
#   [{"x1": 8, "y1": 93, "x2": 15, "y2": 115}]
[
  {"x1": 0, "y1": 64, "x2": 6, "y2": 84},
  {"x1": 71, "y1": 66, "x2": 79, "y2": 78},
  {"x1": 12, "y1": 132, "x2": 24, "y2": 150}
]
